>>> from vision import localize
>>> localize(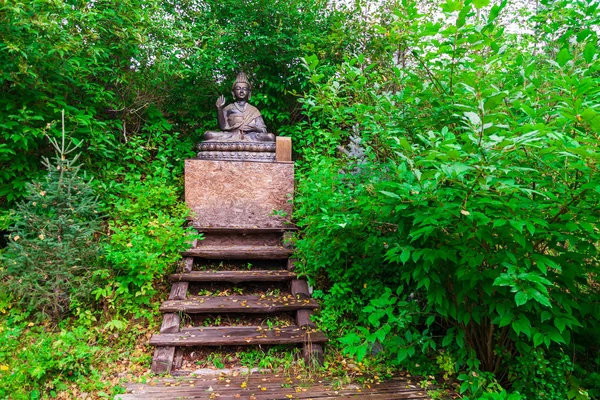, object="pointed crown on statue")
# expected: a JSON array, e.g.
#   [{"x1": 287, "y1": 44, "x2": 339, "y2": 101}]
[{"x1": 232, "y1": 72, "x2": 251, "y2": 90}]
